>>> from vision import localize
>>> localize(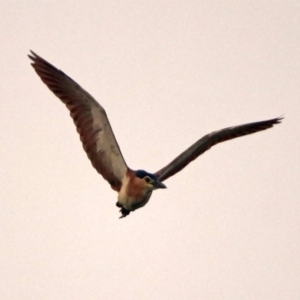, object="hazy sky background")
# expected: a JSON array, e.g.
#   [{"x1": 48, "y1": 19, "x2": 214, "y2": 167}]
[{"x1": 1, "y1": 1, "x2": 299, "y2": 299}]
